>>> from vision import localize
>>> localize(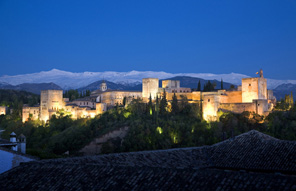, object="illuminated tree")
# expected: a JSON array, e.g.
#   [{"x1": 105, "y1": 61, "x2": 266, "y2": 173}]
[
  {"x1": 148, "y1": 94, "x2": 153, "y2": 115},
  {"x1": 290, "y1": 92, "x2": 294, "y2": 107}
]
